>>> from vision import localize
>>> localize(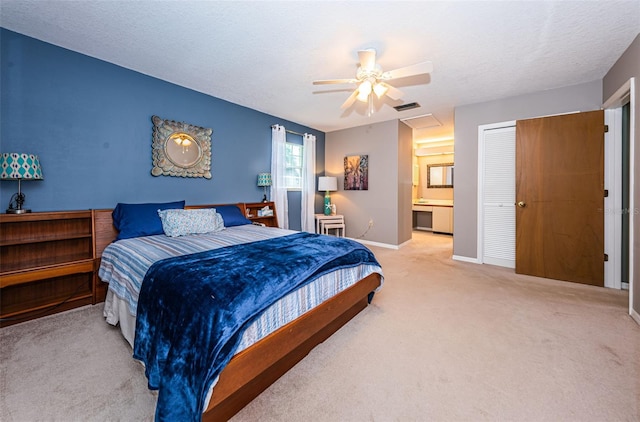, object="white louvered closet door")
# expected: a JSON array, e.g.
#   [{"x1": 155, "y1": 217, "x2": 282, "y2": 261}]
[{"x1": 481, "y1": 126, "x2": 515, "y2": 268}]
